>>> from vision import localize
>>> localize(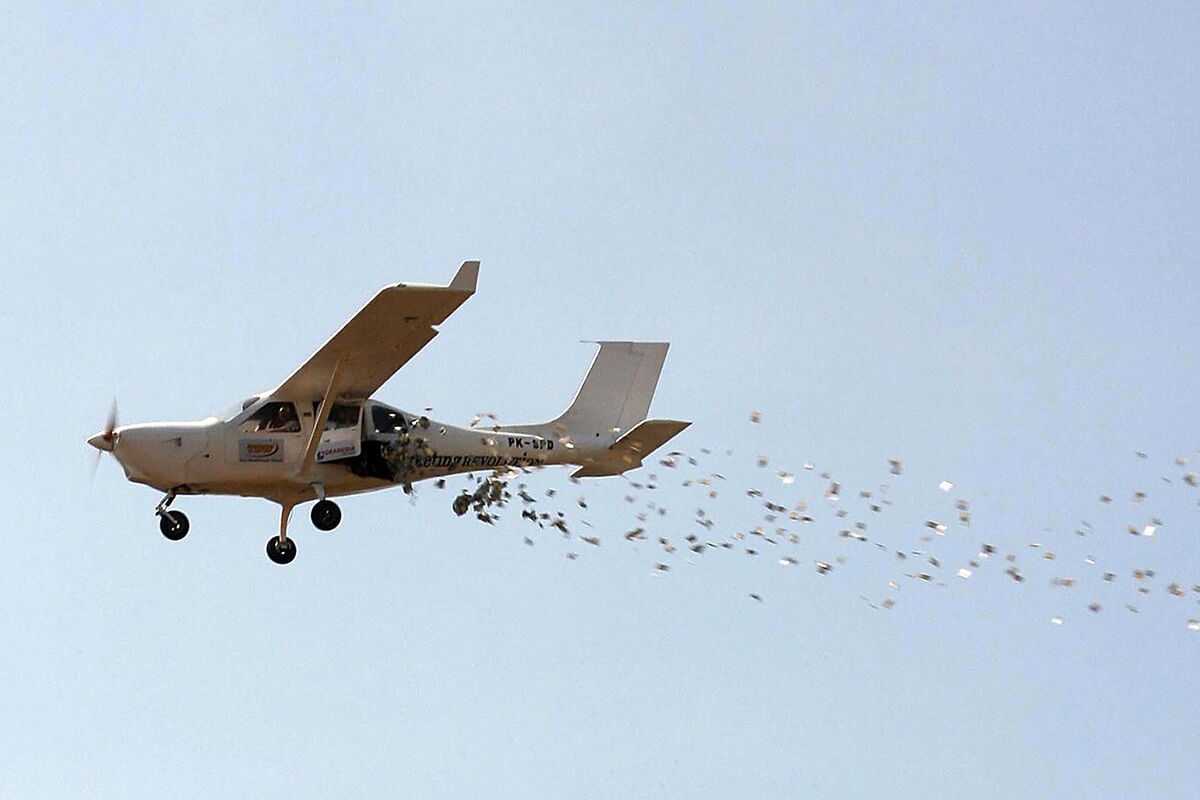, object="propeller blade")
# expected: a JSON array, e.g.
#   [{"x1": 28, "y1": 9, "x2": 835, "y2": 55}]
[
  {"x1": 89, "y1": 398, "x2": 119, "y2": 457},
  {"x1": 104, "y1": 399, "x2": 119, "y2": 440},
  {"x1": 89, "y1": 448, "x2": 102, "y2": 483}
]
